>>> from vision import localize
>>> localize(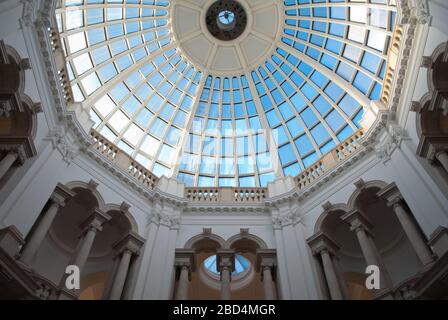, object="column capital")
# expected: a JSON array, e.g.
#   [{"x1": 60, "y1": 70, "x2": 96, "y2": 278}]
[
  {"x1": 341, "y1": 209, "x2": 373, "y2": 235},
  {"x1": 79, "y1": 208, "x2": 111, "y2": 234},
  {"x1": 307, "y1": 232, "x2": 340, "y2": 257},
  {"x1": 376, "y1": 182, "x2": 404, "y2": 208},
  {"x1": 435, "y1": 150, "x2": 447, "y2": 159},
  {"x1": 113, "y1": 232, "x2": 145, "y2": 256},
  {"x1": 175, "y1": 249, "x2": 195, "y2": 269},
  {"x1": 50, "y1": 183, "x2": 76, "y2": 207},
  {"x1": 175, "y1": 249, "x2": 195, "y2": 281},
  {"x1": 0, "y1": 145, "x2": 26, "y2": 165},
  {"x1": 216, "y1": 249, "x2": 235, "y2": 273},
  {"x1": 255, "y1": 249, "x2": 277, "y2": 271}
]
